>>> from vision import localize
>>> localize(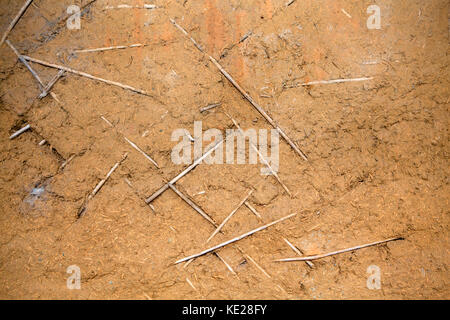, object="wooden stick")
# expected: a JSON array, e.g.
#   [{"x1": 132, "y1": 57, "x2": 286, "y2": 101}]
[
  {"x1": 124, "y1": 137, "x2": 159, "y2": 168},
  {"x1": 244, "y1": 201, "x2": 262, "y2": 219},
  {"x1": 175, "y1": 213, "x2": 297, "y2": 264},
  {"x1": 88, "y1": 153, "x2": 128, "y2": 200},
  {"x1": 39, "y1": 69, "x2": 66, "y2": 98},
  {"x1": 283, "y1": 238, "x2": 314, "y2": 268},
  {"x1": 170, "y1": 18, "x2": 308, "y2": 161},
  {"x1": 100, "y1": 116, "x2": 114, "y2": 127},
  {"x1": 145, "y1": 136, "x2": 226, "y2": 203},
  {"x1": 165, "y1": 188, "x2": 235, "y2": 274},
  {"x1": 60, "y1": 154, "x2": 75, "y2": 170},
  {"x1": 206, "y1": 190, "x2": 253, "y2": 243},
  {"x1": 9, "y1": 124, "x2": 30, "y2": 139},
  {"x1": 275, "y1": 237, "x2": 404, "y2": 262},
  {"x1": 341, "y1": 8, "x2": 352, "y2": 19},
  {"x1": 200, "y1": 103, "x2": 221, "y2": 113},
  {"x1": 0, "y1": 0, "x2": 34, "y2": 46},
  {"x1": 214, "y1": 252, "x2": 236, "y2": 275},
  {"x1": 226, "y1": 112, "x2": 292, "y2": 196},
  {"x1": 286, "y1": 0, "x2": 297, "y2": 6},
  {"x1": 300, "y1": 77, "x2": 373, "y2": 86},
  {"x1": 22, "y1": 55, "x2": 151, "y2": 96},
  {"x1": 6, "y1": 40, "x2": 46, "y2": 91},
  {"x1": 168, "y1": 184, "x2": 216, "y2": 226},
  {"x1": 245, "y1": 254, "x2": 271, "y2": 279},
  {"x1": 100, "y1": 115, "x2": 159, "y2": 168},
  {"x1": 185, "y1": 277, "x2": 196, "y2": 291},
  {"x1": 104, "y1": 4, "x2": 157, "y2": 10},
  {"x1": 74, "y1": 43, "x2": 146, "y2": 53},
  {"x1": 170, "y1": 18, "x2": 204, "y2": 51}
]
